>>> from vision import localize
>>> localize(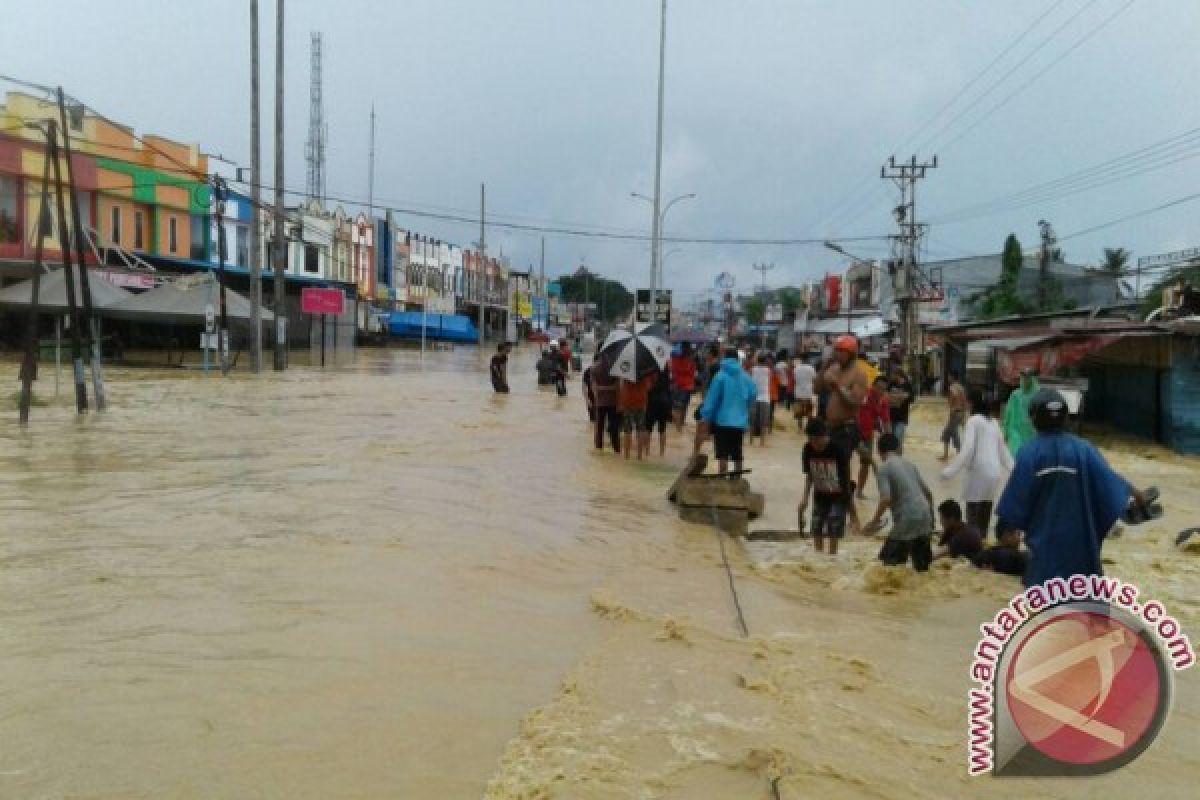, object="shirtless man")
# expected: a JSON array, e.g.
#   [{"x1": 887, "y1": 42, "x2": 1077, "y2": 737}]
[
  {"x1": 940, "y1": 372, "x2": 967, "y2": 461},
  {"x1": 814, "y1": 335, "x2": 868, "y2": 532}
]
